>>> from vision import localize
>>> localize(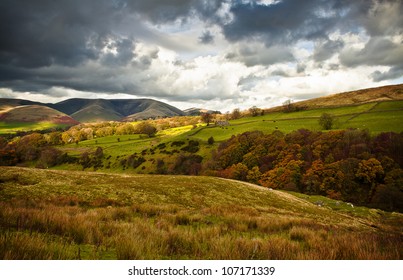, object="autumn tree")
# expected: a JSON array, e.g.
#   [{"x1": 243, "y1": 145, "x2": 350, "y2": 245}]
[
  {"x1": 249, "y1": 106, "x2": 261, "y2": 117},
  {"x1": 39, "y1": 147, "x2": 63, "y2": 168},
  {"x1": 116, "y1": 123, "x2": 135, "y2": 135},
  {"x1": 247, "y1": 166, "x2": 262, "y2": 184},
  {"x1": 201, "y1": 113, "x2": 213, "y2": 126},
  {"x1": 371, "y1": 168, "x2": 403, "y2": 211},
  {"x1": 231, "y1": 108, "x2": 241, "y2": 120},
  {"x1": 135, "y1": 122, "x2": 157, "y2": 137},
  {"x1": 259, "y1": 159, "x2": 304, "y2": 191}
]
